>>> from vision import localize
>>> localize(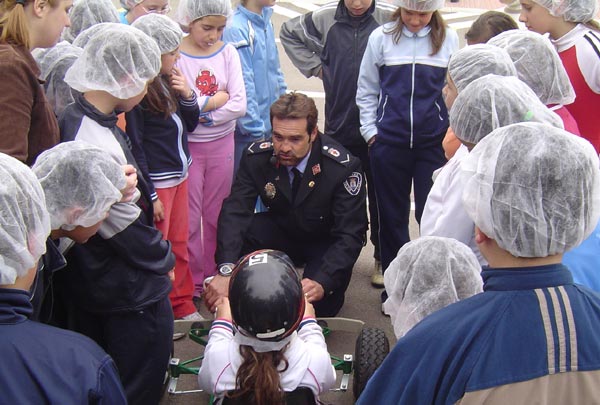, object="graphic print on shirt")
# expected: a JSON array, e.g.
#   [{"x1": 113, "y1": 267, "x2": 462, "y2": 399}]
[{"x1": 195, "y1": 68, "x2": 219, "y2": 96}]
